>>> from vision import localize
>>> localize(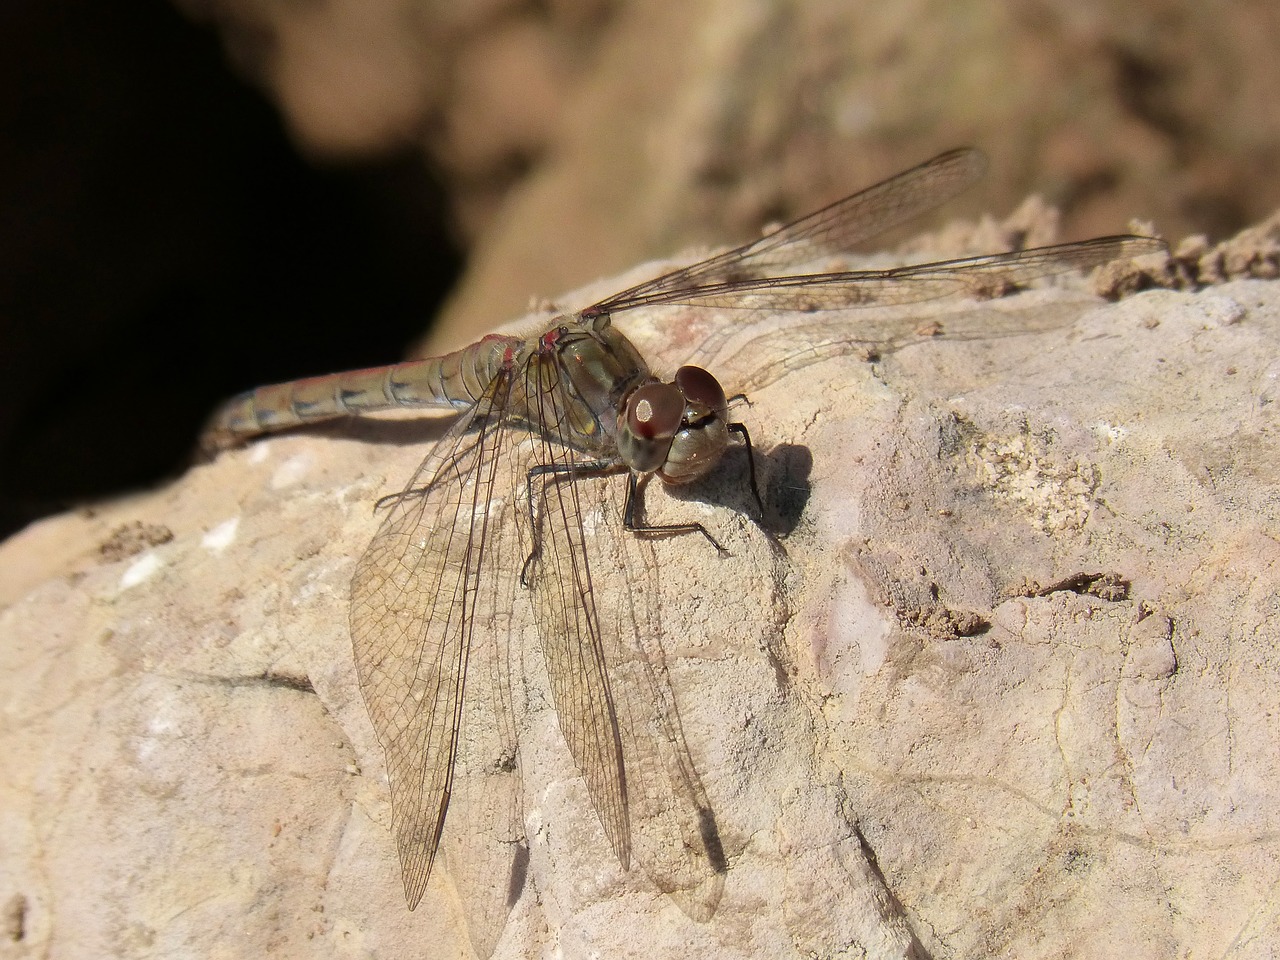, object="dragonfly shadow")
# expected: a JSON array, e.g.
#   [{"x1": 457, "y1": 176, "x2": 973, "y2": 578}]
[
  {"x1": 664, "y1": 441, "x2": 812, "y2": 541},
  {"x1": 505, "y1": 842, "x2": 531, "y2": 908},
  {"x1": 760, "y1": 443, "x2": 812, "y2": 538},
  {"x1": 332, "y1": 414, "x2": 461, "y2": 447},
  {"x1": 698, "y1": 805, "x2": 728, "y2": 876}
]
